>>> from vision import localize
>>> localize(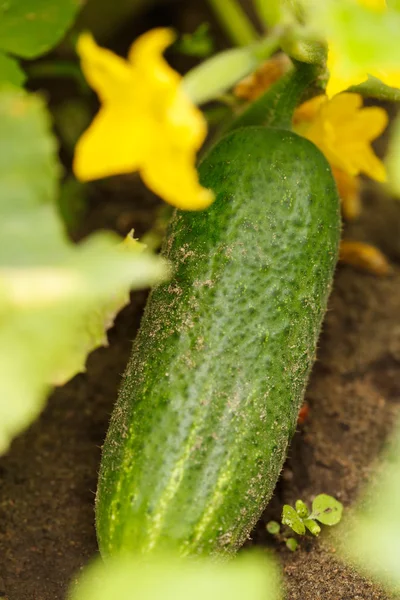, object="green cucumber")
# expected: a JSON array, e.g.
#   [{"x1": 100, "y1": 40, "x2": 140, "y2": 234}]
[{"x1": 96, "y1": 126, "x2": 340, "y2": 559}]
